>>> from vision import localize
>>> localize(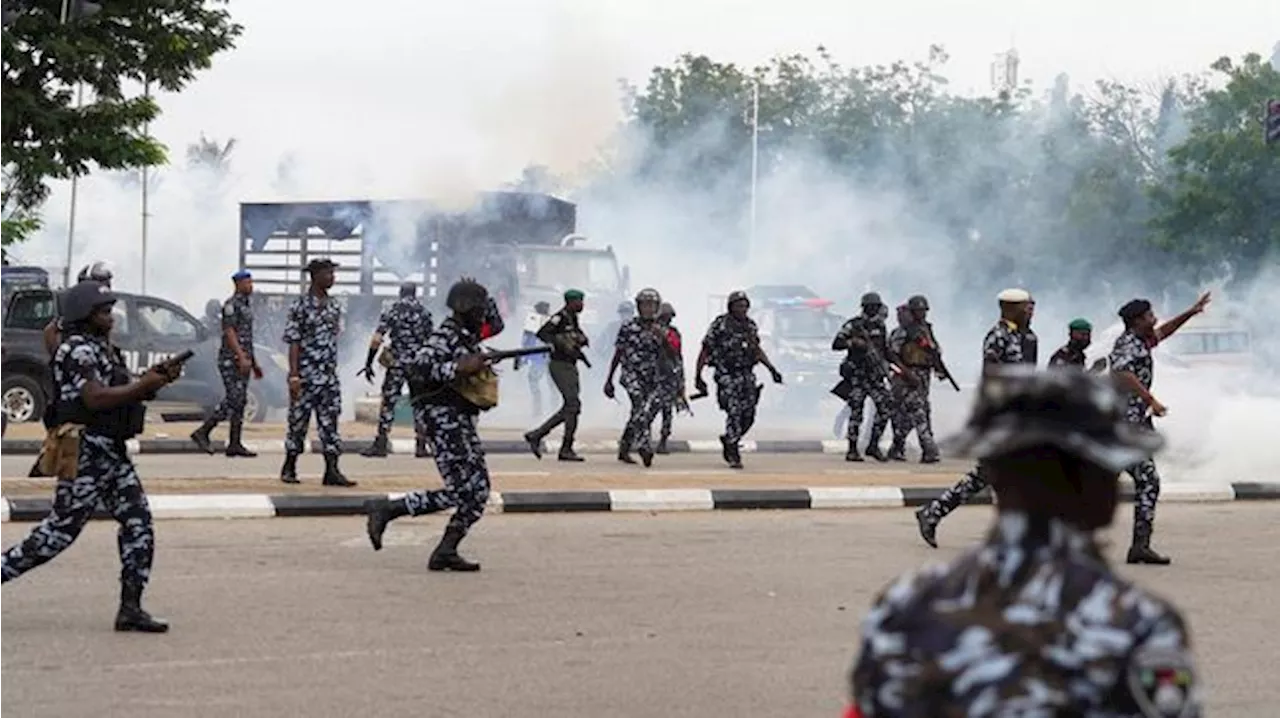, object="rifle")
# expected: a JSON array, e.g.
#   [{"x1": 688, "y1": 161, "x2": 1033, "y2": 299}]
[
  {"x1": 924, "y1": 346, "x2": 961, "y2": 392},
  {"x1": 482, "y1": 345, "x2": 552, "y2": 364}
]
